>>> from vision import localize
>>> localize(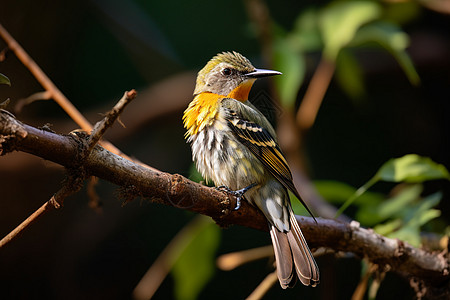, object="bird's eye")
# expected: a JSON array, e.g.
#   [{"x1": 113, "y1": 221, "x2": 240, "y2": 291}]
[{"x1": 222, "y1": 68, "x2": 232, "y2": 76}]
